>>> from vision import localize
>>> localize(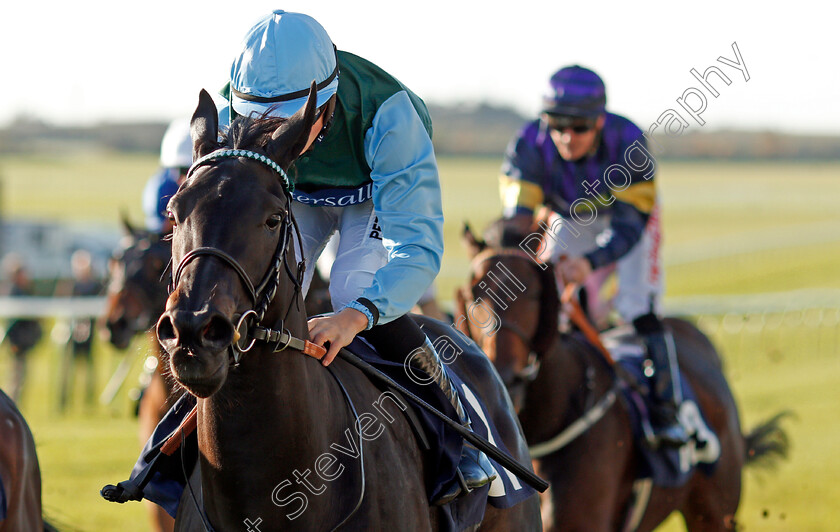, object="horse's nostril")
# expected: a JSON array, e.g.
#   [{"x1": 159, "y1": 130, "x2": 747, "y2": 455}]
[
  {"x1": 203, "y1": 315, "x2": 234, "y2": 345},
  {"x1": 157, "y1": 315, "x2": 177, "y2": 342}
]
